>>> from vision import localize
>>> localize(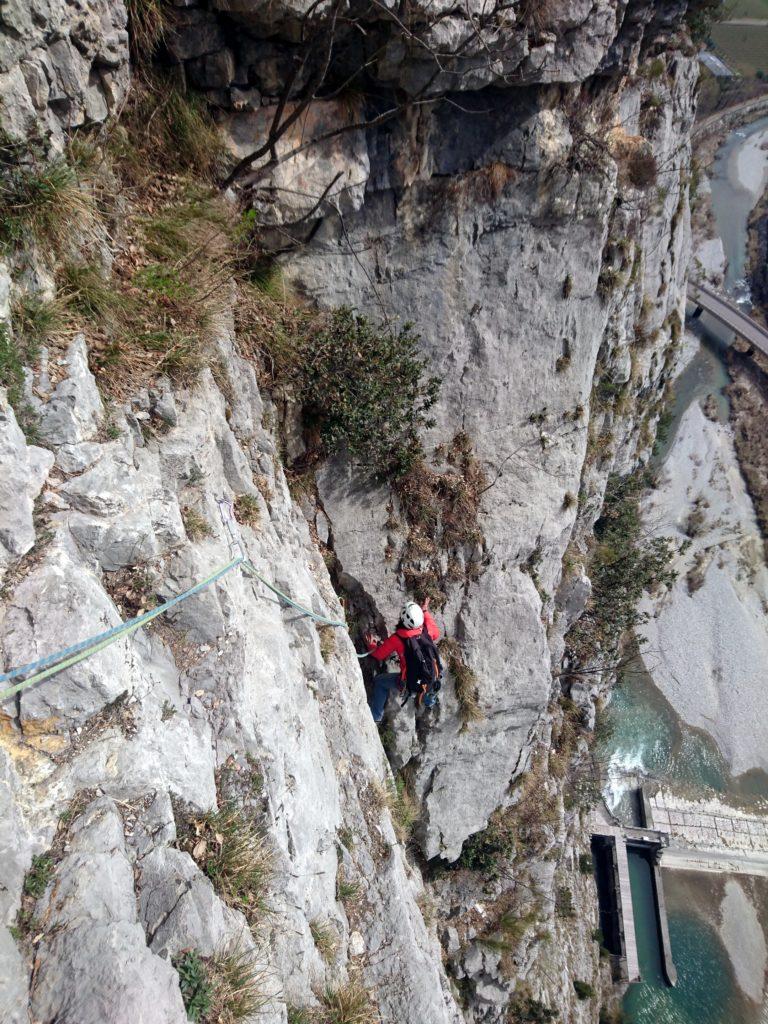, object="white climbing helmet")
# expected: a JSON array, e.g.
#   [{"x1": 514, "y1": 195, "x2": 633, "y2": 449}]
[{"x1": 400, "y1": 601, "x2": 424, "y2": 630}]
